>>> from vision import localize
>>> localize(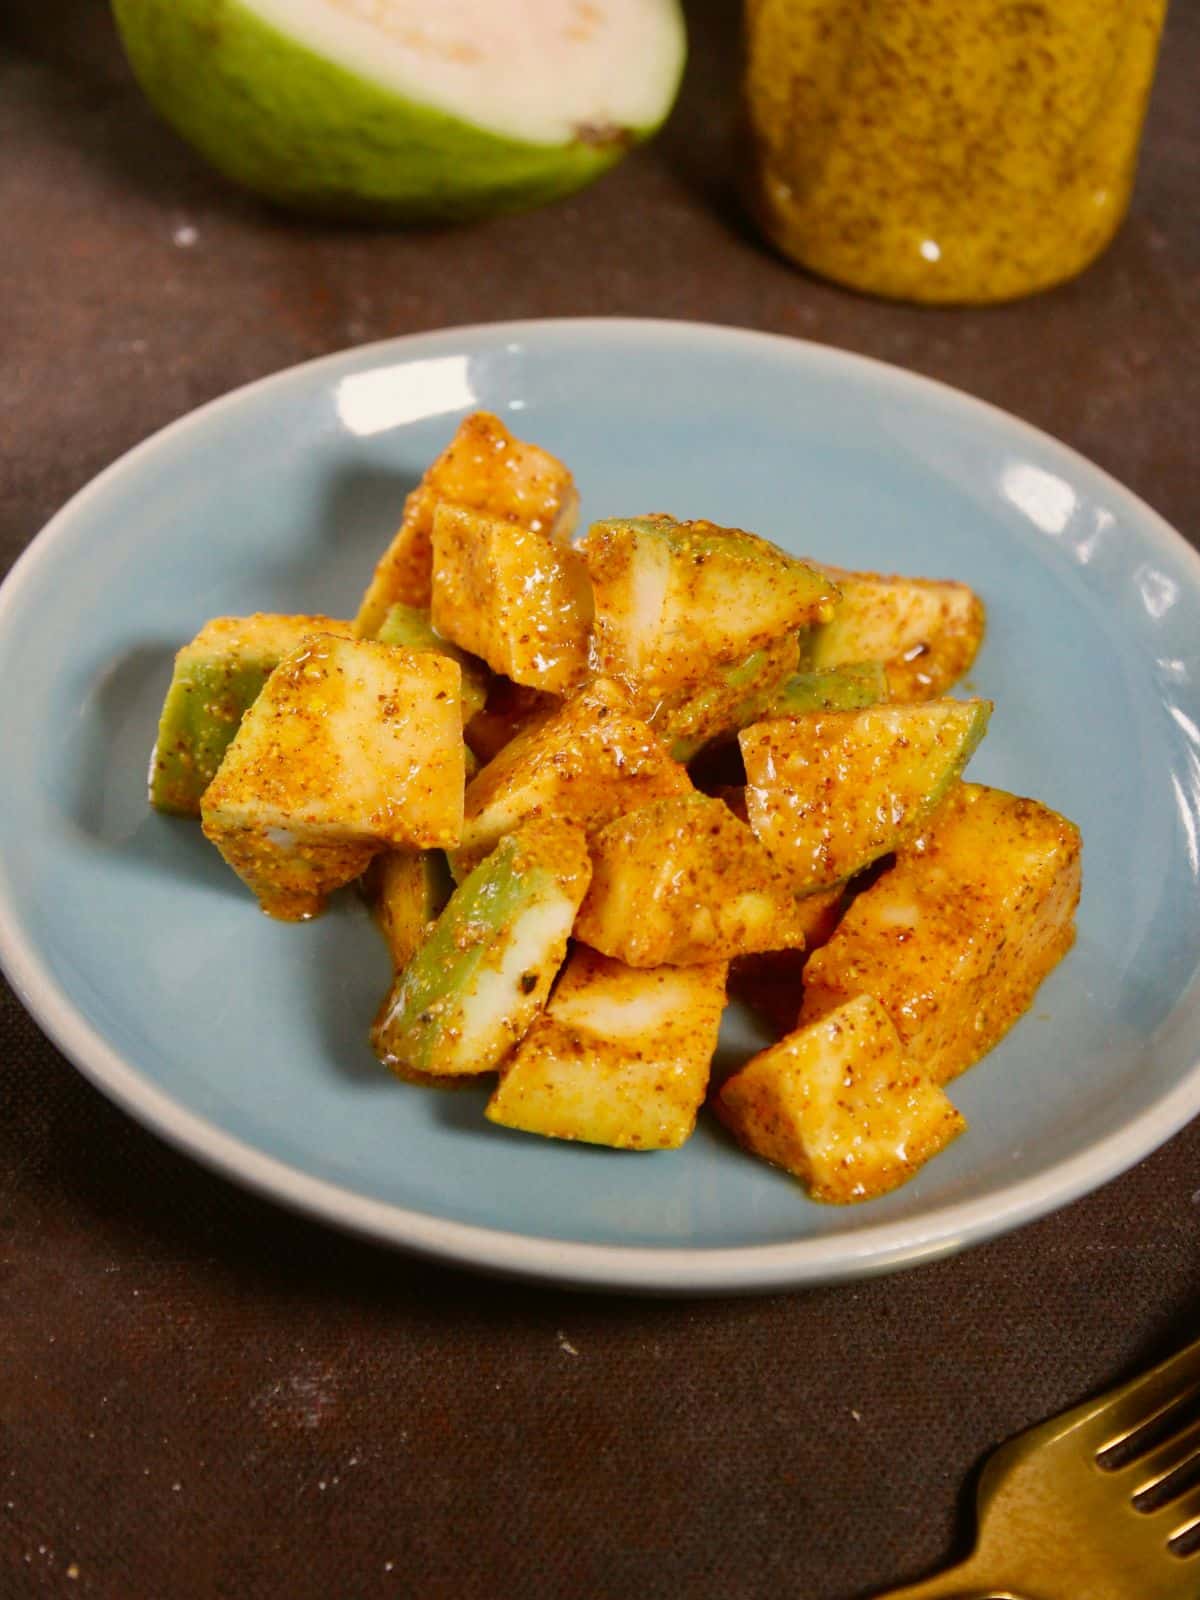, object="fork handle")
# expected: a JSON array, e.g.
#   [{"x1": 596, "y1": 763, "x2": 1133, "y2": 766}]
[{"x1": 869, "y1": 1555, "x2": 1029, "y2": 1600}]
